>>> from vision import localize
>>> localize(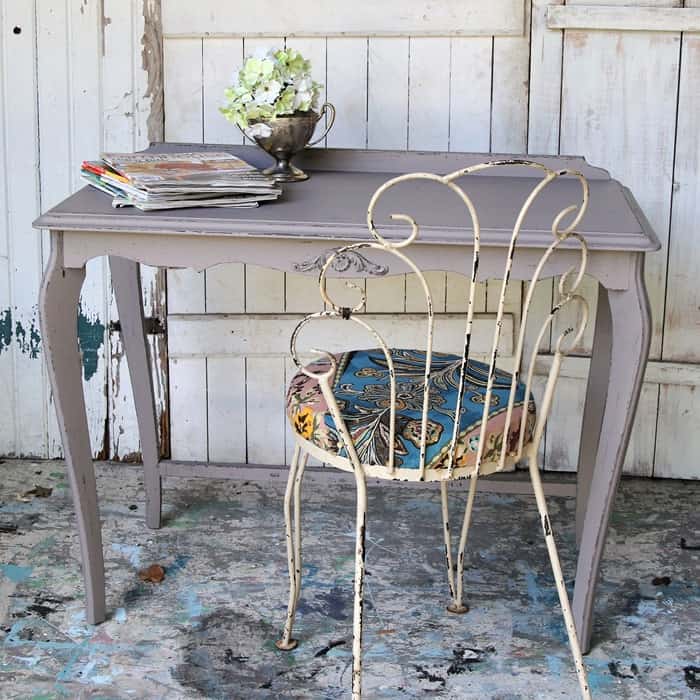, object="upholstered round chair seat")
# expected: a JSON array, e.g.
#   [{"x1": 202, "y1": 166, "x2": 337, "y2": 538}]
[{"x1": 286, "y1": 348, "x2": 536, "y2": 481}]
